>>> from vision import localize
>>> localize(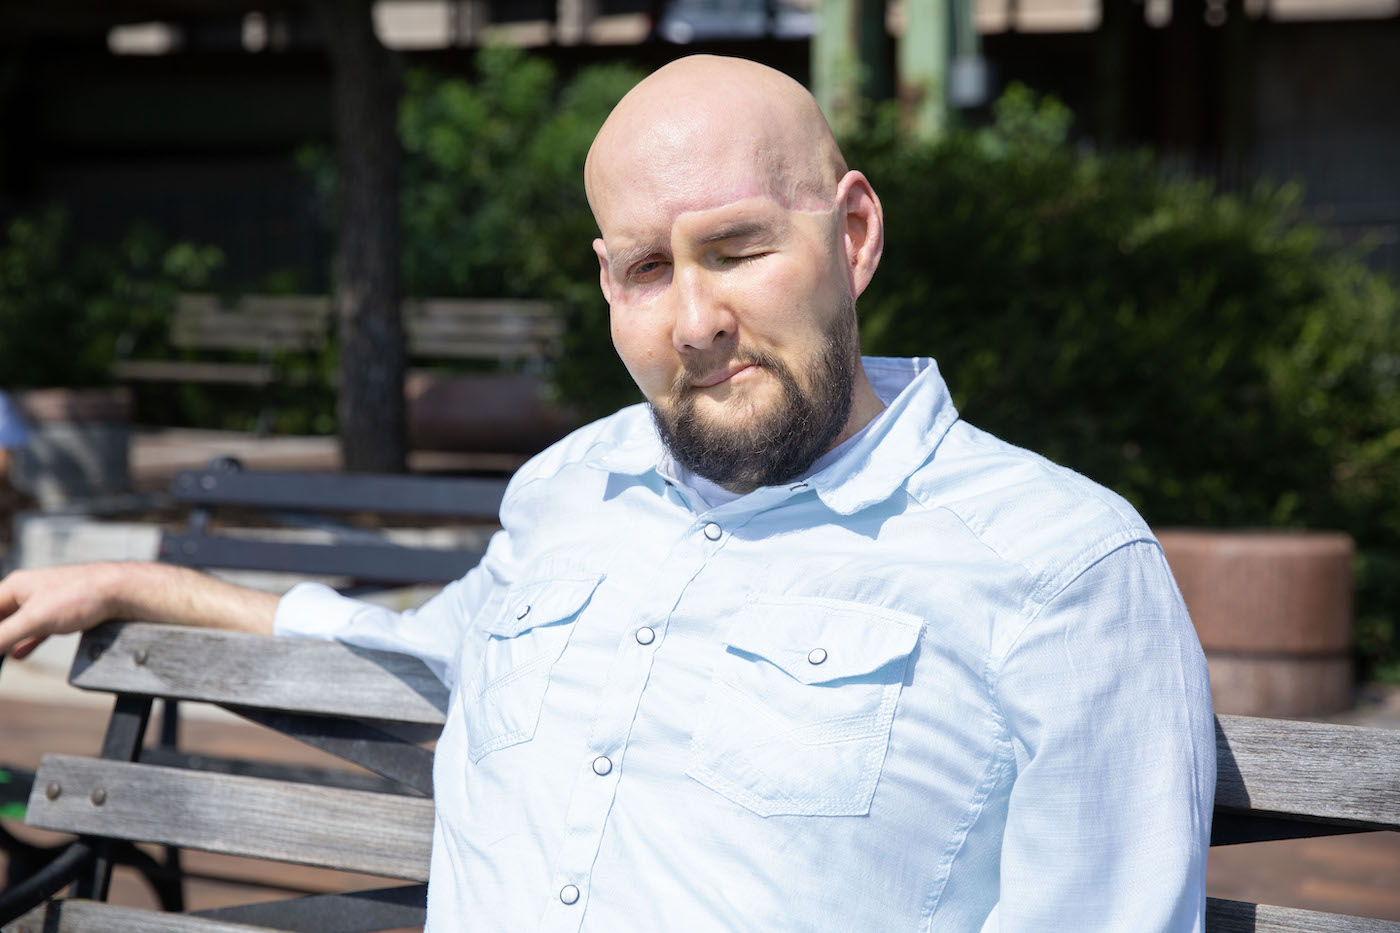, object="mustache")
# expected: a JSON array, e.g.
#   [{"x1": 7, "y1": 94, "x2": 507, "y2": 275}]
[{"x1": 671, "y1": 347, "x2": 789, "y2": 397}]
